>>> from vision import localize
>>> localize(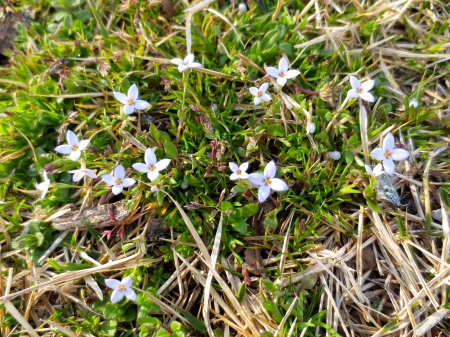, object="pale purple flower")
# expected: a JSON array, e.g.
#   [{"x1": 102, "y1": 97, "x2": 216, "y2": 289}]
[
  {"x1": 248, "y1": 161, "x2": 289, "y2": 203},
  {"x1": 249, "y1": 83, "x2": 271, "y2": 105},
  {"x1": 105, "y1": 277, "x2": 137, "y2": 304},
  {"x1": 37, "y1": 170, "x2": 50, "y2": 200},
  {"x1": 102, "y1": 164, "x2": 136, "y2": 195},
  {"x1": 132, "y1": 148, "x2": 171, "y2": 181},
  {"x1": 170, "y1": 54, "x2": 203, "y2": 73},
  {"x1": 347, "y1": 75, "x2": 375, "y2": 102},
  {"x1": 265, "y1": 56, "x2": 300, "y2": 87},
  {"x1": 68, "y1": 168, "x2": 98, "y2": 182},
  {"x1": 113, "y1": 84, "x2": 150, "y2": 115},
  {"x1": 364, "y1": 164, "x2": 384, "y2": 177},
  {"x1": 55, "y1": 130, "x2": 90, "y2": 161},
  {"x1": 229, "y1": 162, "x2": 249, "y2": 180},
  {"x1": 370, "y1": 133, "x2": 410, "y2": 176}
]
